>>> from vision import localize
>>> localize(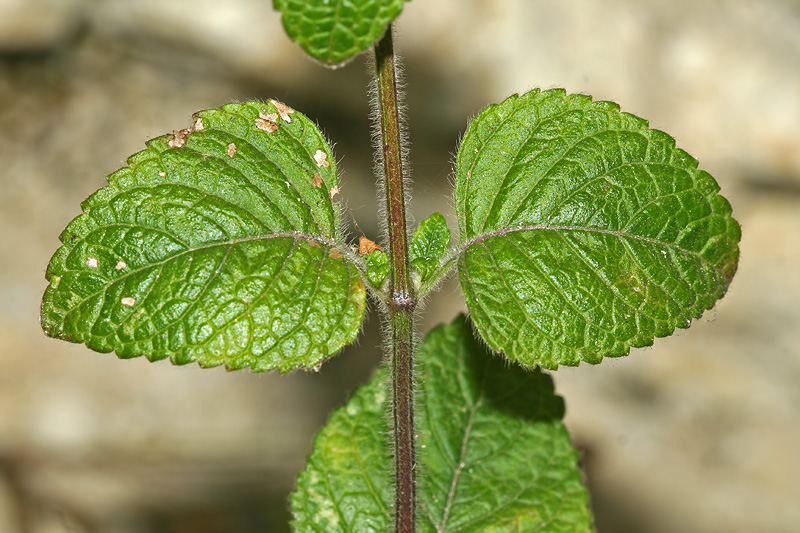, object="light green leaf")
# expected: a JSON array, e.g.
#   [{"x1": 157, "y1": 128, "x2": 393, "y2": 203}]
[
  {"x1": 273, "y1": 0, "x2": 410, "y2": 67},
  {"x1": 291, "y1": 359, "x2": 392, "y2": 532},
  {"x1": 364, "y1": 249, "x2": 390, "y2": 288},
  {"x1": 455, "y1": 88, "x2": 741, "y2": 369},
  {"x1": 291, "y1": 315, "x2": 592, "y2": 532},
  {"x1": 41, "y1": 100, "x2": 366, "y2": 373},
  {"x1": 410, "y1": 212, "x2": 451, "y2": 290}
]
